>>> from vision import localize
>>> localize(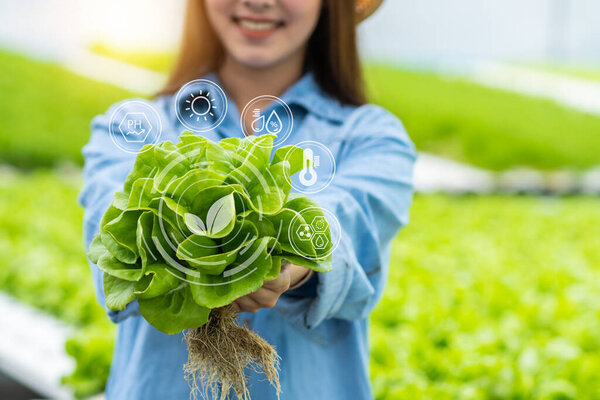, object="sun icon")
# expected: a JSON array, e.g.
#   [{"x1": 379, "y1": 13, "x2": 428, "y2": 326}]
[
  {"x1": 175, "y1": 79, "x2": 228, "y2": 132},
  {"x1": 185, "y1": 90, "x2": 217, "y2": 122}
]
